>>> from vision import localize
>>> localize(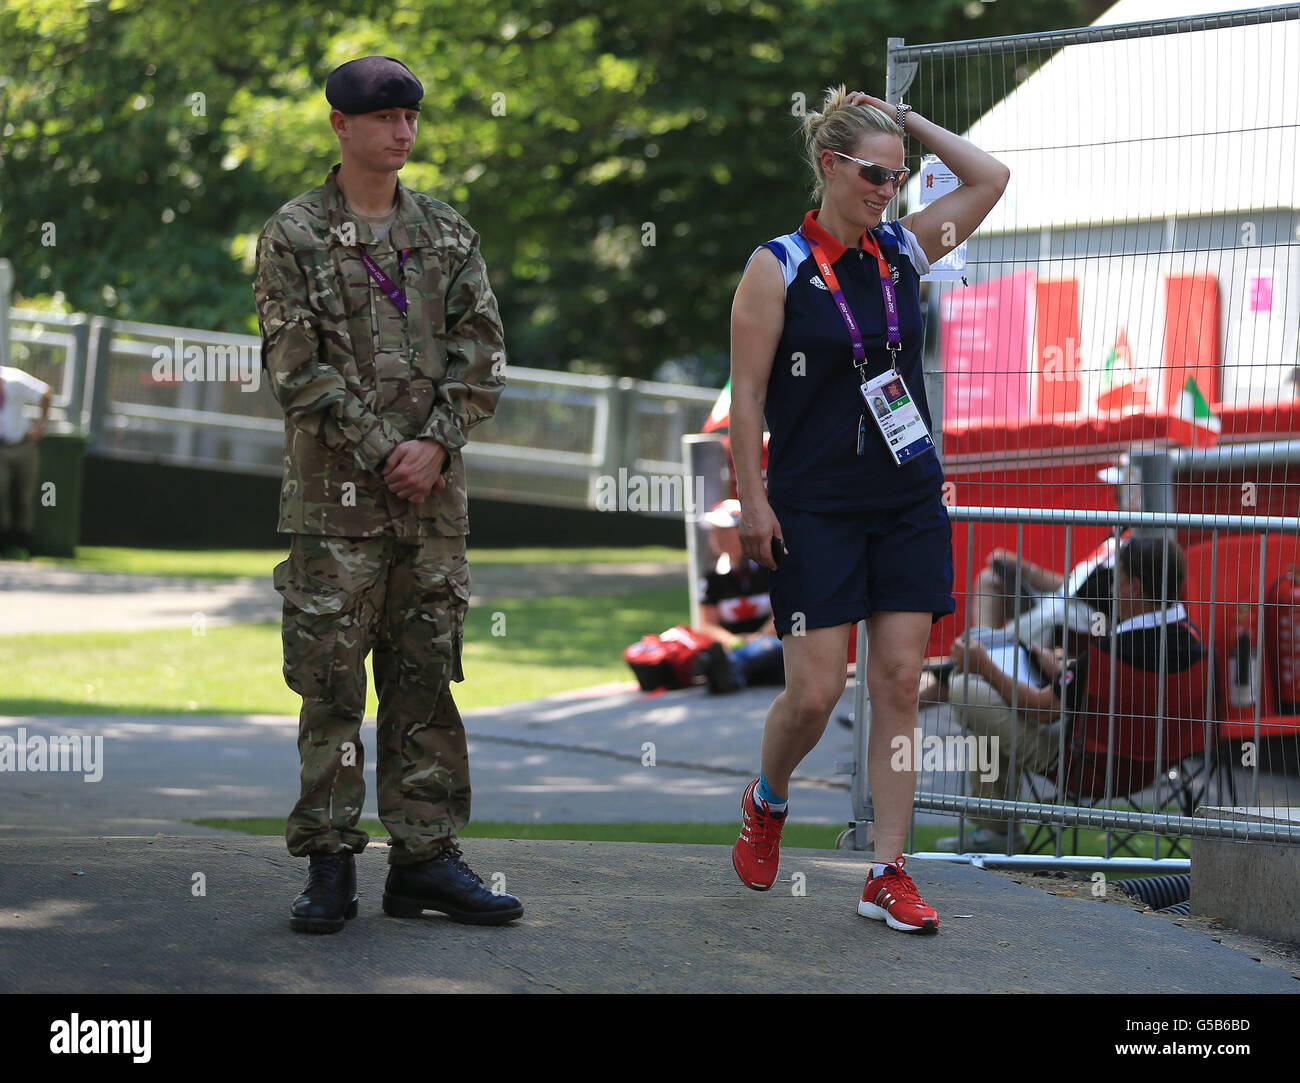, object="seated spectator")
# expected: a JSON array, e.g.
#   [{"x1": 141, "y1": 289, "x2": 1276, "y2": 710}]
[
  {"x1": 919, "y1": 531, "x2": 1127, "y2": 704},
  {"x1": 937, "y1": 535, "x2": 1207, "y2": 853},
  {"x1": 977, "y1": 532, "x2": 1129, "y2": 645},
  {"x1": 695, "y1": 499, "x2": 784, "y2": 694}
]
